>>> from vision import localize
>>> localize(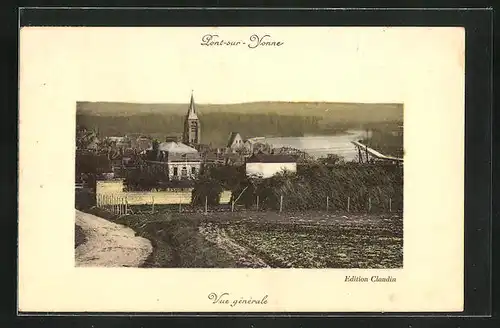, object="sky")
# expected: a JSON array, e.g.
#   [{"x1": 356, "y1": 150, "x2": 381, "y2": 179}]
[{"x1": 20, "y1": 26, "x2": 464, "y2": 104}]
